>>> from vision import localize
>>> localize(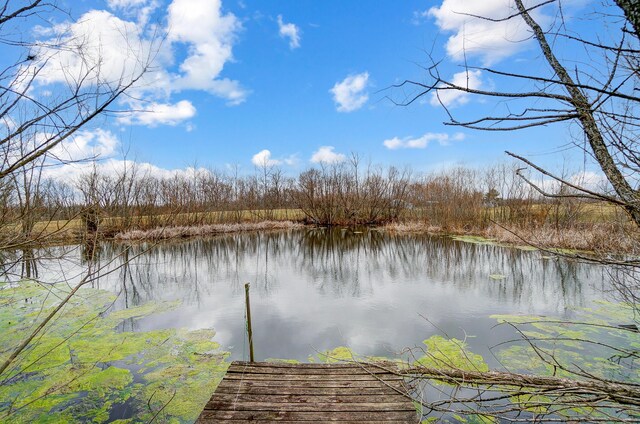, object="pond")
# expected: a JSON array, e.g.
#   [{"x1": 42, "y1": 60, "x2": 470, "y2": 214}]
[{"x1": 6, "y1": 228, "x2": 608, "y2": 365}]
